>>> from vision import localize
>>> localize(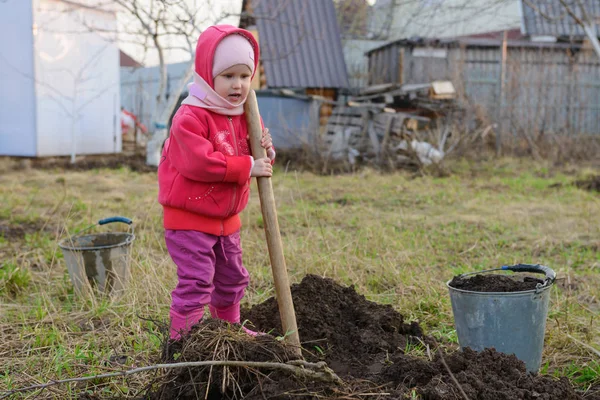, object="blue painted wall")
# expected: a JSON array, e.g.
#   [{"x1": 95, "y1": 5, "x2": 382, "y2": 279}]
[{"x1": 256, "y1": 93, "x2": 317, "y2": 150}]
